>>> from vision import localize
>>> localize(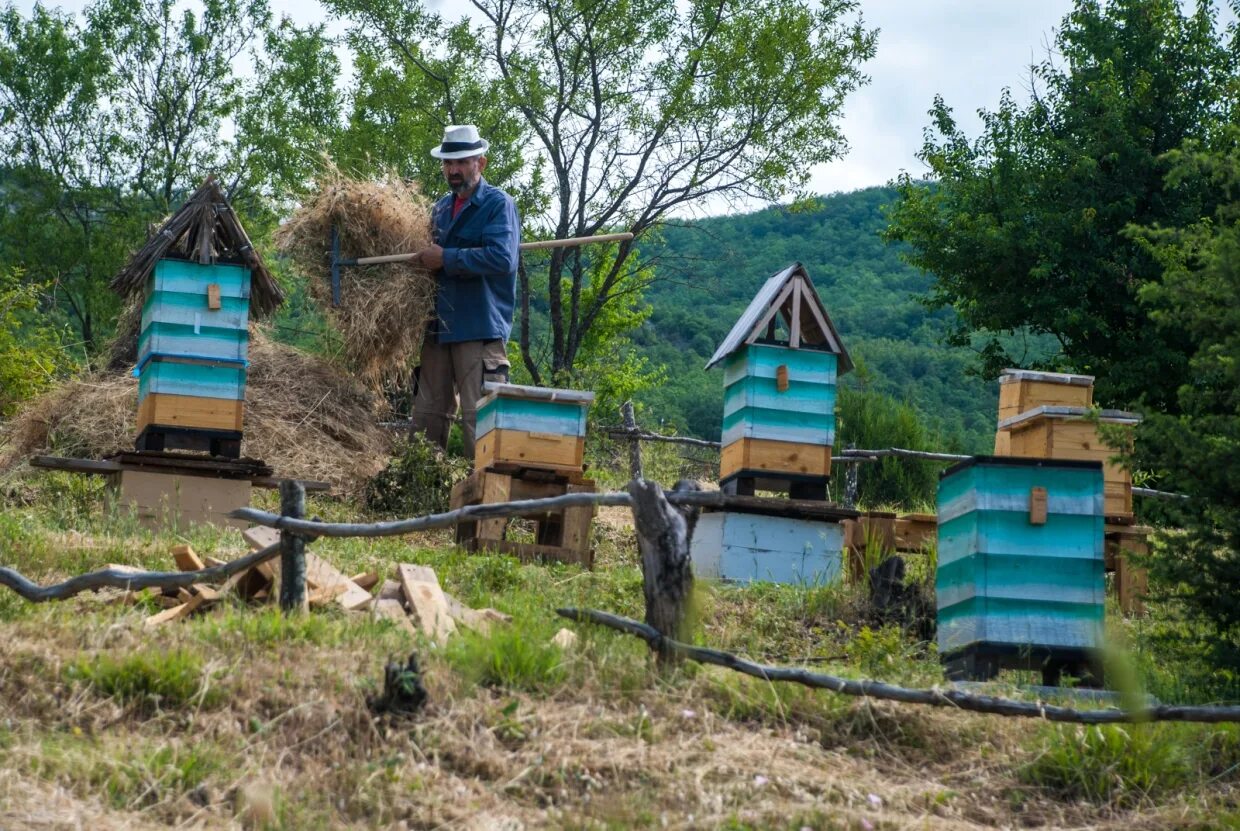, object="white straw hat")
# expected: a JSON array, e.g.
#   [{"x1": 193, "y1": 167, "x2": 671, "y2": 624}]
[{"x1": 430, "y1": 124, "x2": 490, "y2": 159}]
